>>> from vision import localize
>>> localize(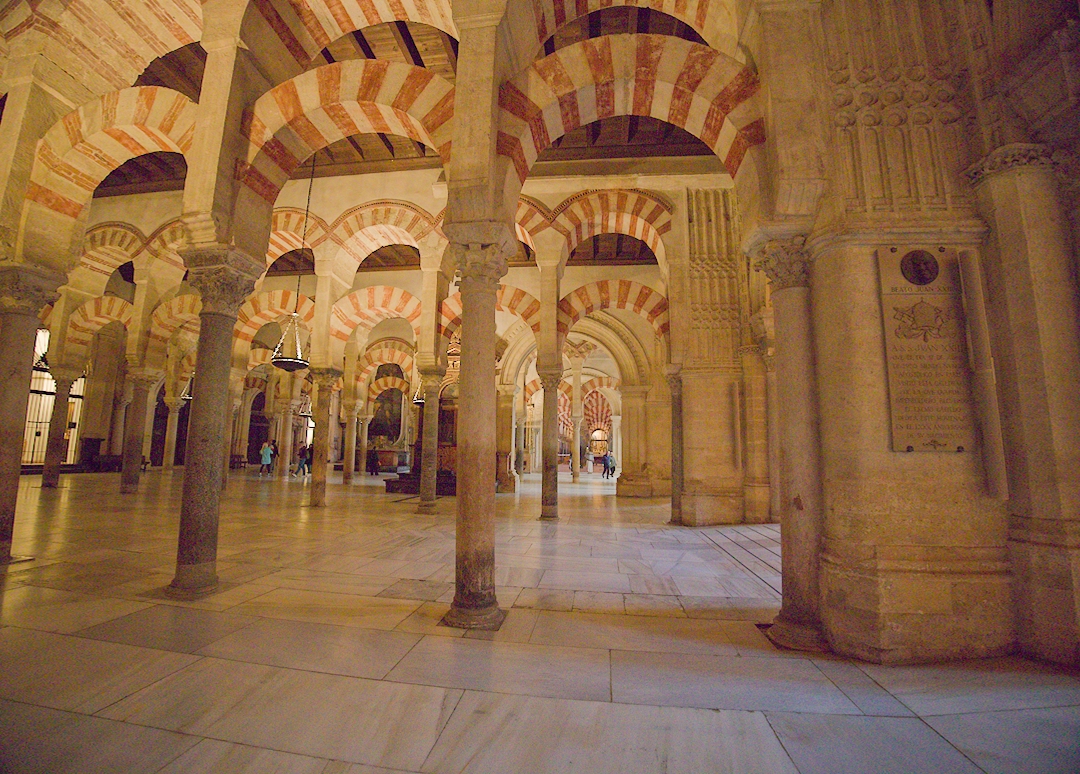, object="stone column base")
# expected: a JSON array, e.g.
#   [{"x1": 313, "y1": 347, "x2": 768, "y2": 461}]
[
  {"x1": 441, "y1": 603, "x2": 507, "y2": 631},
  {"x1": 765, "y1": 617, "x2": 829, "y2": 653},
  {"x1": 616, "y1": 477, "x2": 654, "y2": 498},
  {"x1": 681, "y1": 491, "x2": 744, "y2": 526},
  {"x1": 167, "y1": 562, "x2": 219, "y2": 598},
  {"x1": 417, "y1": 500, "x2": 438, "y2": 514},
  {"x1": 743, "y1": 483, "x2": 771, "y2": 524},
  {"x1": 1011, "y1": 530, "x2": 1080, "y2": 666}
]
